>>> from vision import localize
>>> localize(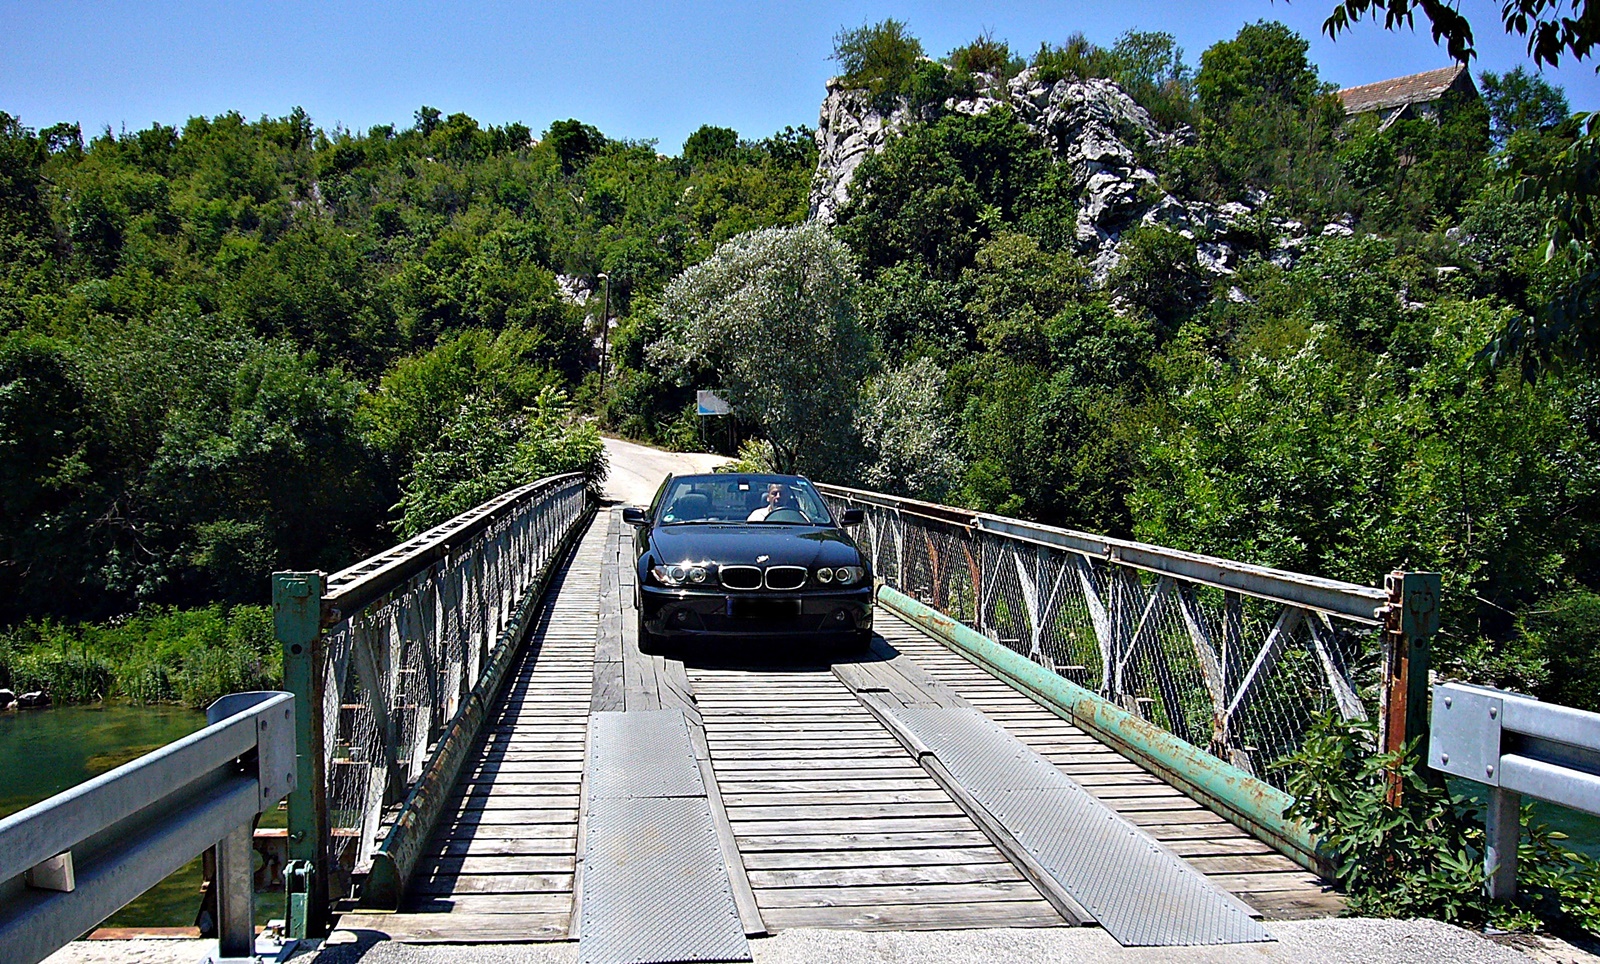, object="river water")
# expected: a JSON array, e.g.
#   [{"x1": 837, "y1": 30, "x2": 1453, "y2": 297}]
[{"x1": 0, "y1": 703, "x2": 217, "y2": 929}]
